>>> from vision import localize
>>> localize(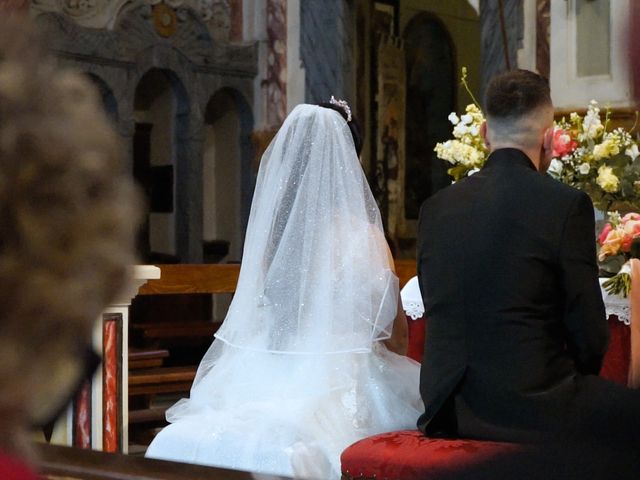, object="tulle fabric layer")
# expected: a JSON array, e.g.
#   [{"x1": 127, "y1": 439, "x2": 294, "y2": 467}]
[
  {"x1": 146, "y1": 342, "x2": 421, "y2": 479},
  {"x1": 145, "y1": 105, "x2": 422, "y2": 478}
]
